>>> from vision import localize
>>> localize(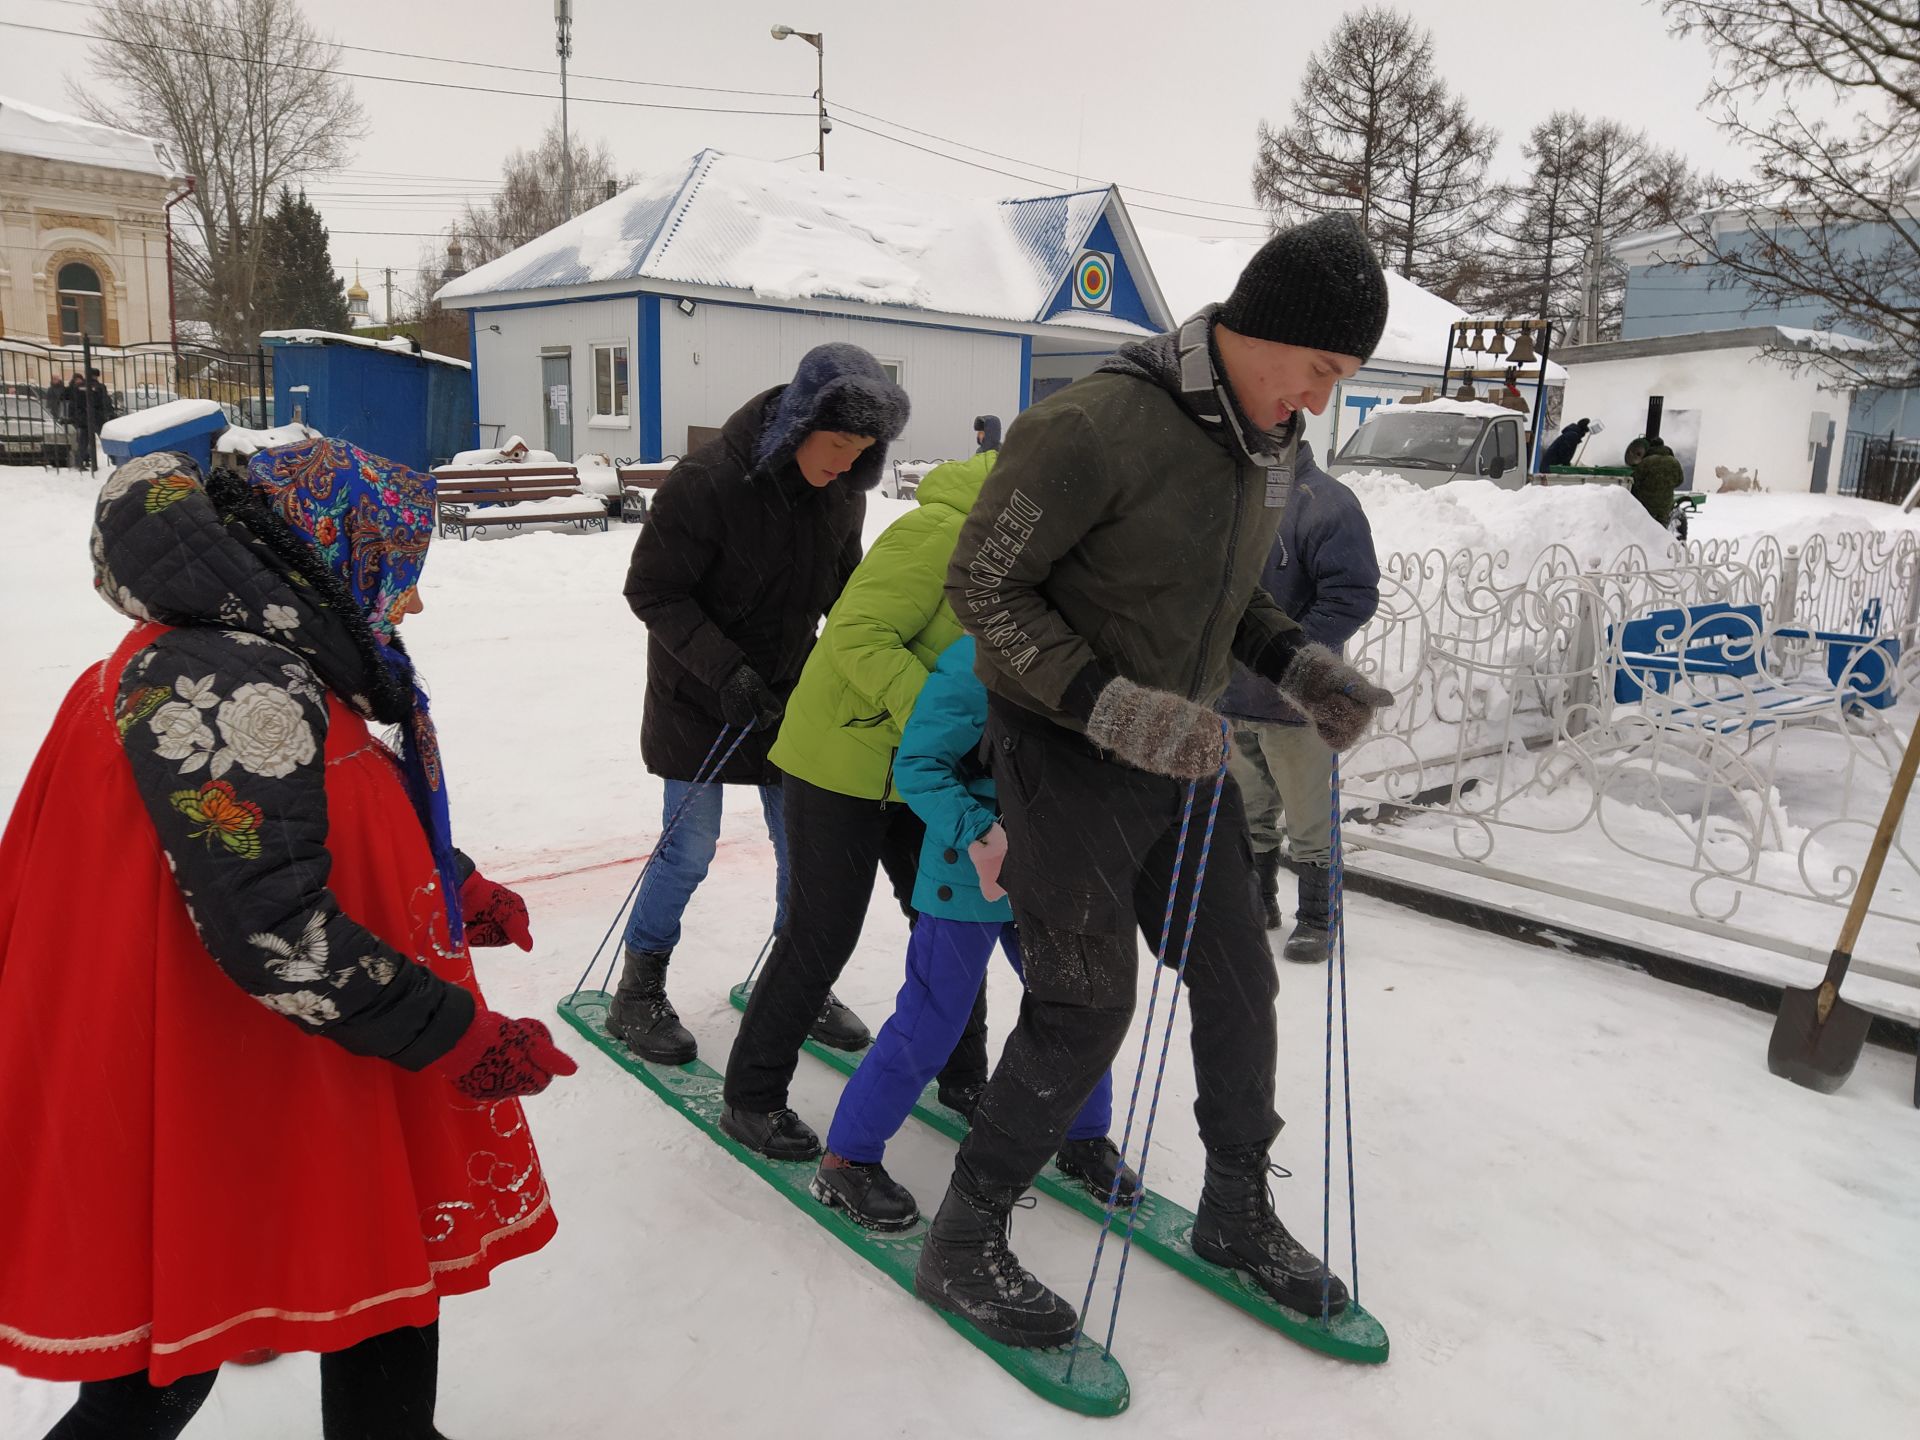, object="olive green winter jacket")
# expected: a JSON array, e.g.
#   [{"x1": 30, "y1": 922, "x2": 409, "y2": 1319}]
[
  {"x1": 944, "y1": 367, "x2": 1302, "y2": 731},
  {"x1": 766, "y1": 451, "x2": 993, "y2": 800}
]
